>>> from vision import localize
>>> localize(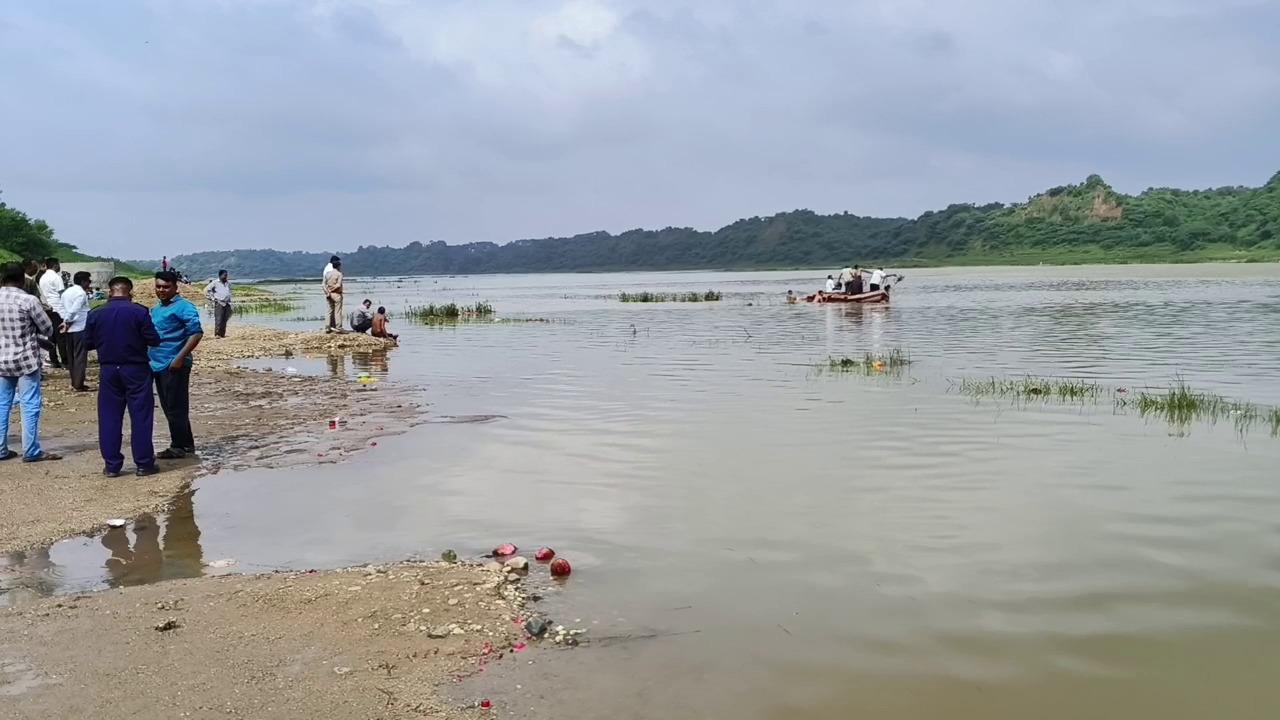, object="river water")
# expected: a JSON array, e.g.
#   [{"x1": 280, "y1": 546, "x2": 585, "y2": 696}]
[{"x1": 5, "y1": 264, "x2": 1280, "y2": 719}]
